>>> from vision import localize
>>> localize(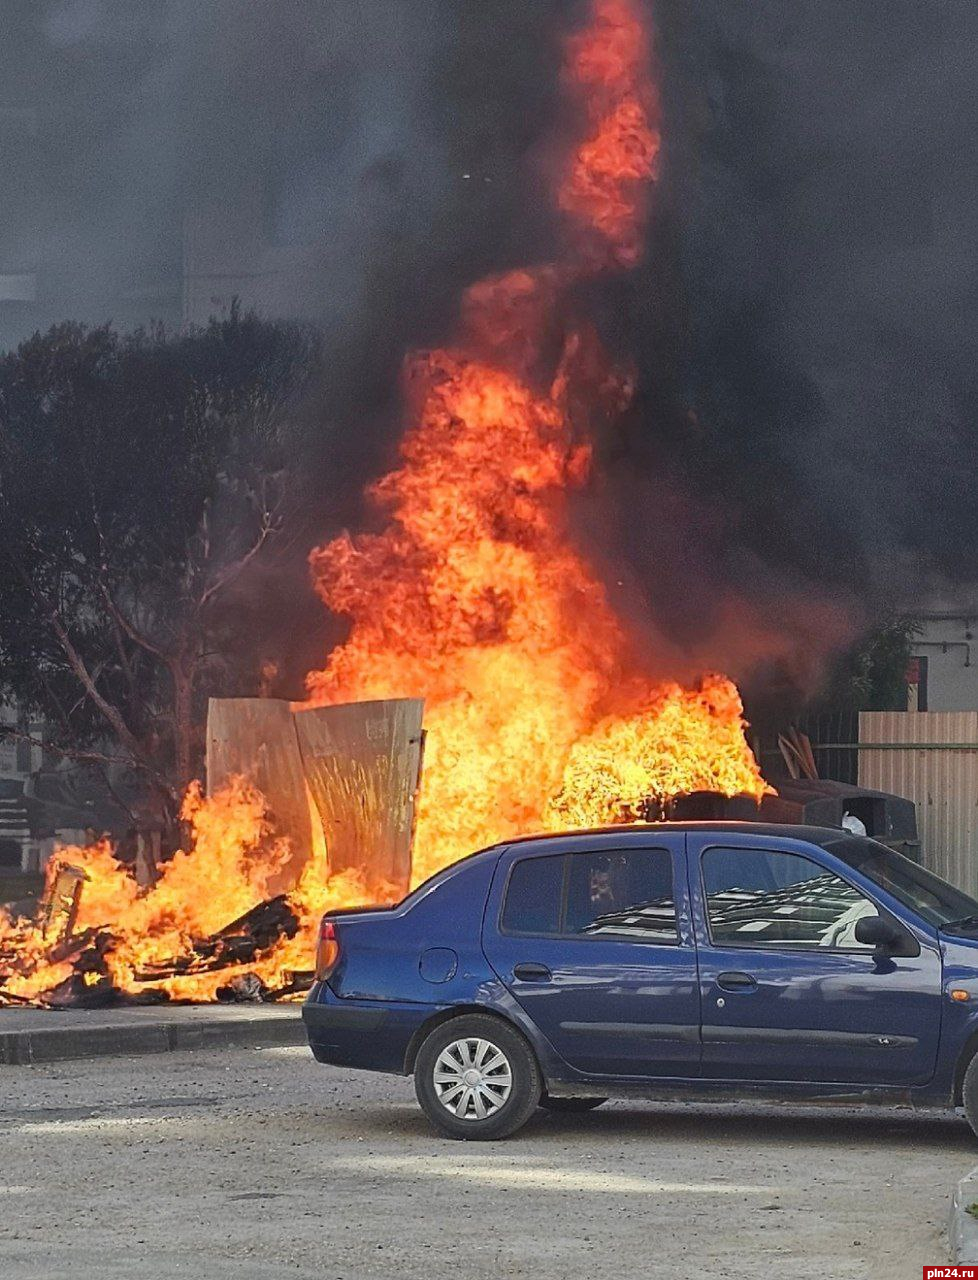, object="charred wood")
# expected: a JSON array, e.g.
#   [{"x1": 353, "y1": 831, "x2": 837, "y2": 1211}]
[
  {"x1": 216, "y1": 972, "x2": 268, "y2": 1003},
  {"x1": 131, "y1": 896, "x2": 299, "y2": 981}
]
